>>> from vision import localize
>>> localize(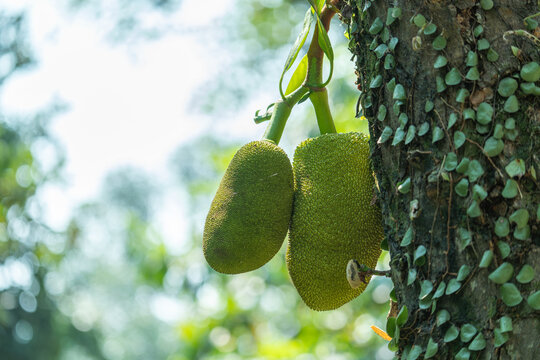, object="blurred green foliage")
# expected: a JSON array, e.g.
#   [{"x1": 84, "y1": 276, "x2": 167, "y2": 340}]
[{"x1": 1, "y1": 1, "x2": 392, "y2": 359}]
